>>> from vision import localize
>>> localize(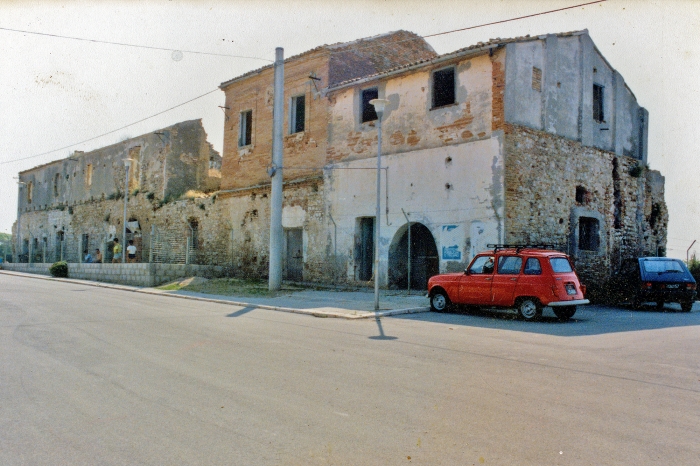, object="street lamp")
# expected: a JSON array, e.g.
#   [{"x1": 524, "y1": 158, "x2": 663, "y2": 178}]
[
  {"x1": 122, "y1": 158, "x2": 132, "y2": 264},
  {"x1": 369, "y1": 98, "x2": 390, "y2": 311}
]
